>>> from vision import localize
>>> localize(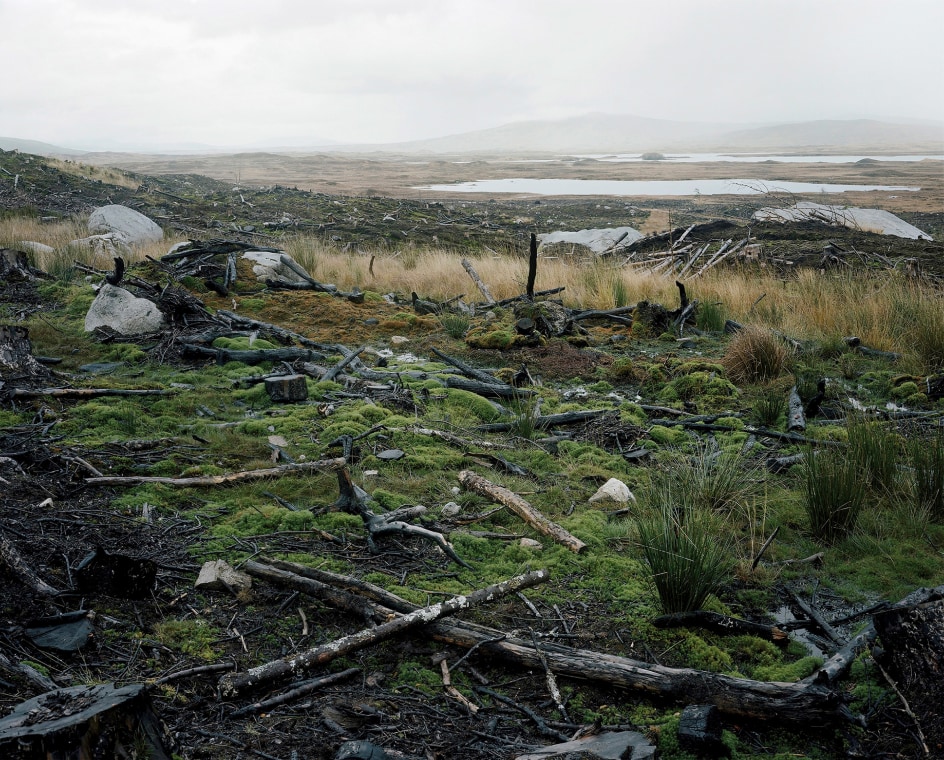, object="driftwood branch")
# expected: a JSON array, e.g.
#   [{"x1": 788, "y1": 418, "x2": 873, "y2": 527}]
[
  {"x1": 460, "y1": 258, "x2": 495, "y2": 304},
  {"x1": 218, "y1": 568, "x2": 549, "y2": 696},
  {"x1": 85, "y1": 457, "x2": 347, "y2": 487},
  {"x1": 335, "y1": 469, "x2": 472, "y2": 568},
  {"x1": 458, "y1": 470, "x2": 587, "y2": 554}
]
